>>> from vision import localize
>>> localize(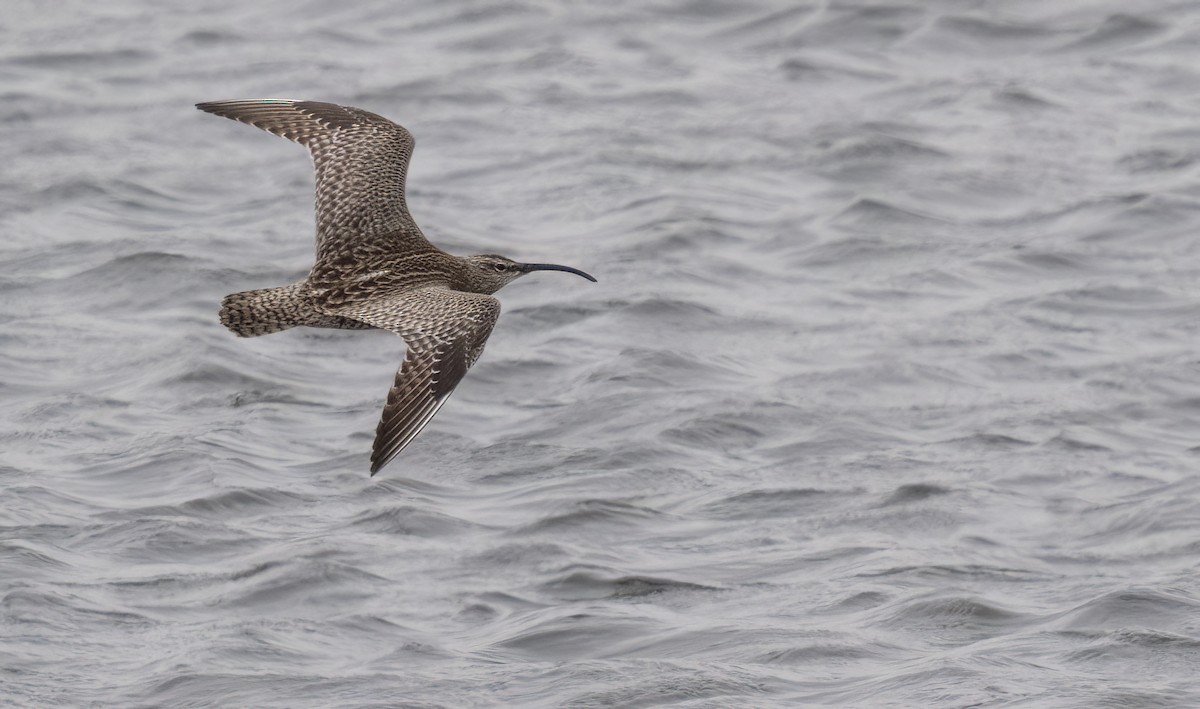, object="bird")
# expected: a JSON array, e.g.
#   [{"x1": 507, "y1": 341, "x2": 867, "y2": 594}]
[{"x1": 196, "y1": 98, "x2": 596, "y2": 476}]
